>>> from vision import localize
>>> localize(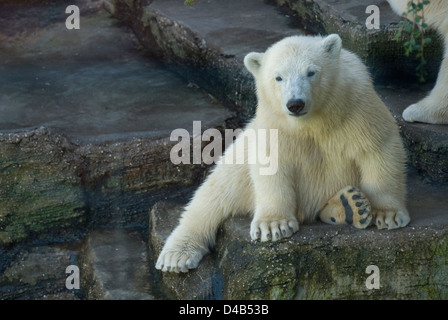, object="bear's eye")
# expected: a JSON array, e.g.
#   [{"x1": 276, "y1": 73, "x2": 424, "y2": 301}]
[
  {"x1": 307, "y1": 71, "x2": 315, "y2": 77},
  {"x1": 275, "y1": 76, "x2": 283, "y2": 82}
]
